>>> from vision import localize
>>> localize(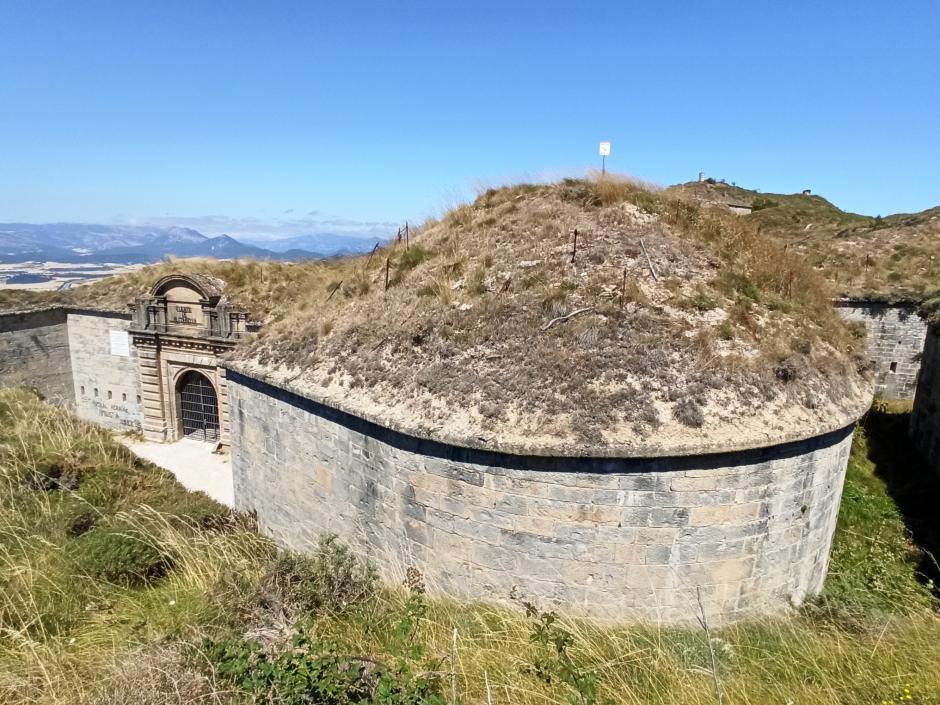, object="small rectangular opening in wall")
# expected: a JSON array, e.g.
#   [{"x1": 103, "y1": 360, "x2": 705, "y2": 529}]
[
  {"x1": 107, "y1": 390, "x2": 112, "y2": 400},
  {"x1": 890, "y1": 361, "x2": 898, "y2": 373},
  {"x1": 136, "y1": 395, "x2": 141, "y2": 404},
  {"x1": 93, "y1": 388, "x2": 98, "y2": 397},
  {"x1": 80, "y1": 386, "x2": 85, "y2": 395},
  {"x1": 122, "y1": 393, "x2": 127, "y2": 402}
]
